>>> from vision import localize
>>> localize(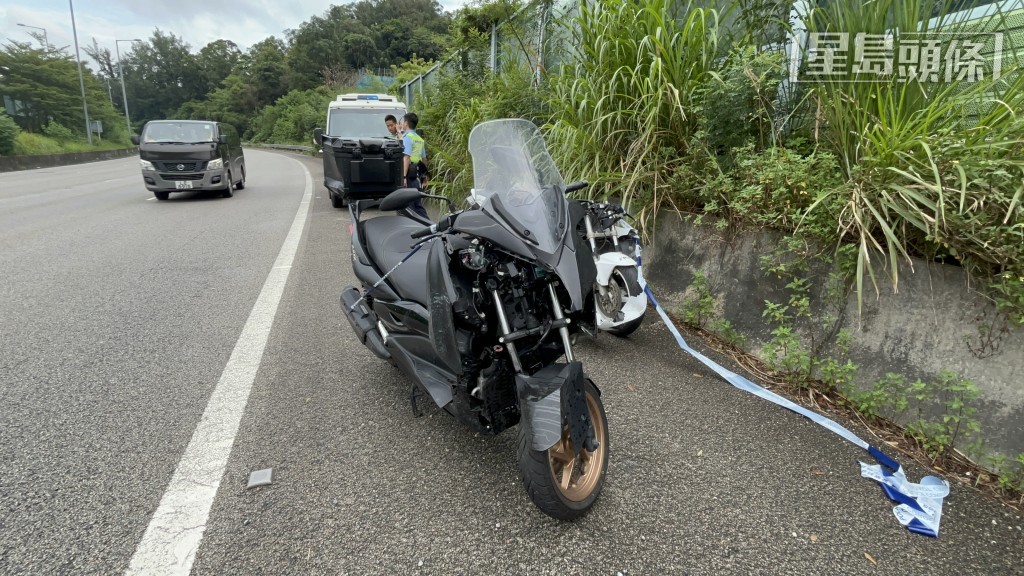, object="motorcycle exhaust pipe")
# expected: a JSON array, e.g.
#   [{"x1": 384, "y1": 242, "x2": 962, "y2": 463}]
[{"x1": 340, "y1": 286, "x2": 390, "y2": 360}]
